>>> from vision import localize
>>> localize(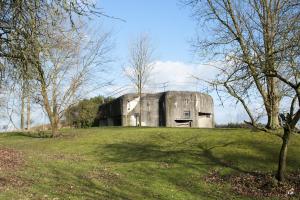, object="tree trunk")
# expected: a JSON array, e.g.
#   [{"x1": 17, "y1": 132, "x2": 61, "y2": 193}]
[
  {"x1": 27, "y1": 95, "x2": 30, "y2": 130},
  {"x1": 20, "y1": 90, "x2": 25, "y2": 130},
  {"x1": 139, "y1": 90, "x2": 142, "y2": 127},
  {"x1": 138, "y1": 74, "x2": 142, "y2": 127},
  {"x1": 265, "y1": 76, "x2": 280, "y2": 129},
  {"x1": 51, "y1": 114, "x2": 60, "y2": 137},
  {"x1": 266, "y1": 101, "x2": 280, "y2": 129},
  {"x1": 51, "y1": 72, "x2": 60, "y2": 137},
  {"x1": 36, "y1": 61, "x2": 59, "y2": 137},
  {"x1": 276, "y1": 128, "x2": 291, "y2": 182},
  {"x1": 38, "y1": 66, "x2": 56, "y2": 137}
]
